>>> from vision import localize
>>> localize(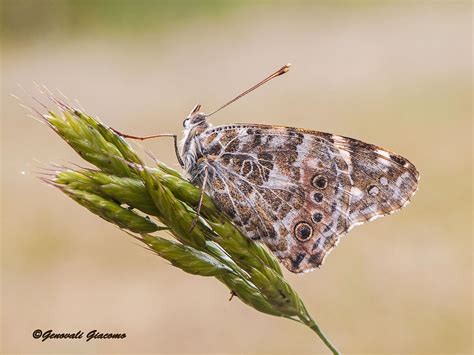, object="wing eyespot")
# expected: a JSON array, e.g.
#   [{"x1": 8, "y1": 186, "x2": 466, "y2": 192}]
[
  {"x1": 312, "y1": 174, "x2": 328, "y2": 189},
  {"x1": 313, "y1": 192, "x2": 323, "y2": 203},
  {"x1": 294, "y1": 222, "x2": 313, "y2": 242},
  {"x1": 367, "y1": 185, "x2": 380, "y2": 196},
  {"x1": 311, "y1": 212, "x2": 323, "y2": 223}
]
